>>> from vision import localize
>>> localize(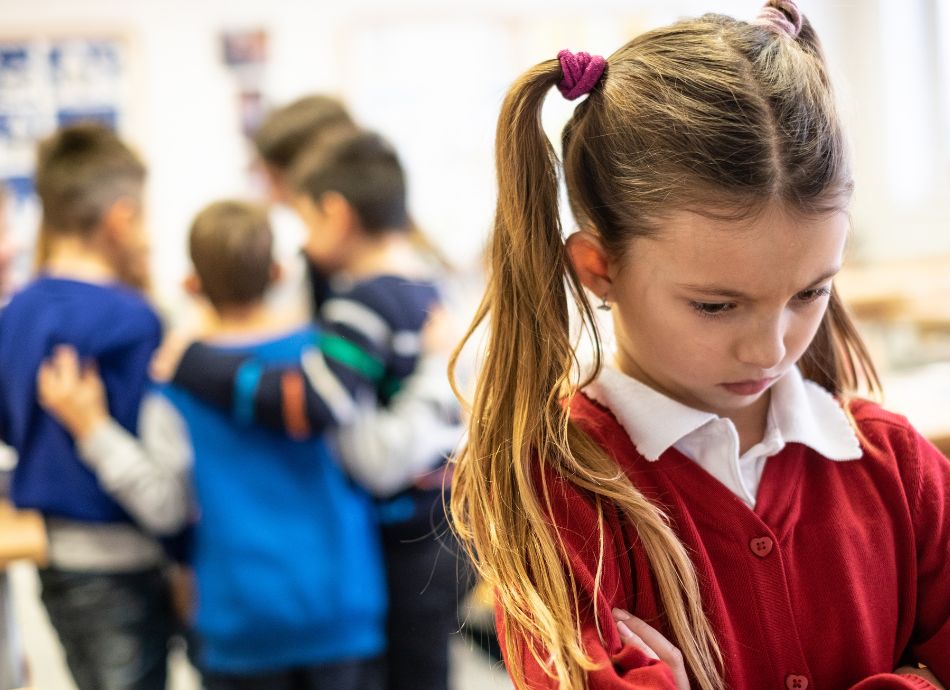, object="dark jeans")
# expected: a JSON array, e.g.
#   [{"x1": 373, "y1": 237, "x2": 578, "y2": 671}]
[
  {"x1": 0, "y1": 572, "x2": 26, "y2": 690},
  {"x1": 202, "y1": 657, "x2": 384, "y2": 690},
  {"x1": 383, "y1": 504, "x2": 475, "y2": 690},
  {"x1": 39, "y1": 567, "x2": 175, "y2": 690}
]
